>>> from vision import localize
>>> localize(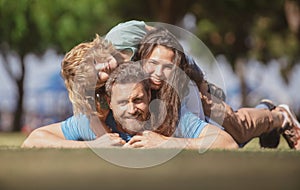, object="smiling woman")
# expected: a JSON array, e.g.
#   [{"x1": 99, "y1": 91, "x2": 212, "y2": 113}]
[{"x1": 143, "y1": 45, "x2": 175, "y2": 90}]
